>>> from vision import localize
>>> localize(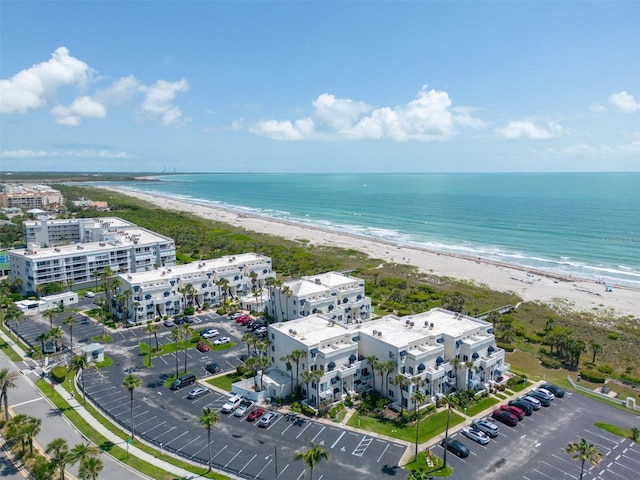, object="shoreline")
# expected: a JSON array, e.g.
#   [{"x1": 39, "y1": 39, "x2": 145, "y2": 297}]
[{"x1": 101, "y1": 186, "x2": 639, "y2": 318}]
